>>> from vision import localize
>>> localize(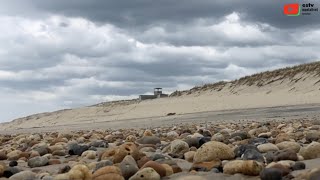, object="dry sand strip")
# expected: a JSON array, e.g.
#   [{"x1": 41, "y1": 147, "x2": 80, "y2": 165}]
[{"x1": 2, "y1": 103, "x2": 320, "y2": 135}]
